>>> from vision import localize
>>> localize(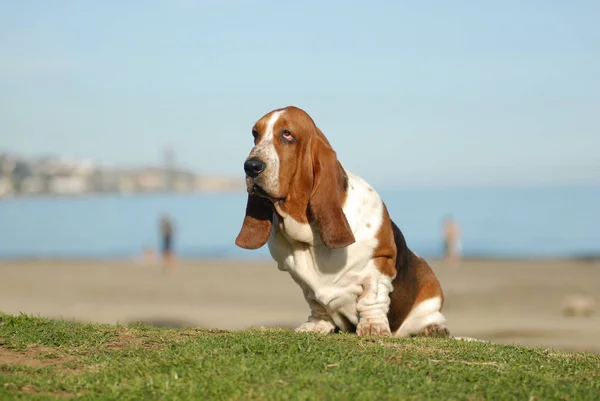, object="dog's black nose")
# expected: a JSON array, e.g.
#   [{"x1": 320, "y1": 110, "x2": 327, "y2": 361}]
[{"x1": 244, "y1": 158, "x2": 266, "y2": 178}]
